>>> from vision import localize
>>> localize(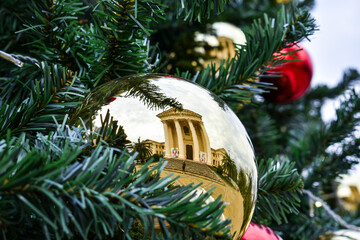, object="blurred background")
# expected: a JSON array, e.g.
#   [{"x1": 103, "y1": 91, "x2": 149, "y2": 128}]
[
  {"x1": 302, "y1": 0, "x2": 360, "y2": 213},
  {"x1": 303, "y1": 0, "x2": 360, "y2": 89}
]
